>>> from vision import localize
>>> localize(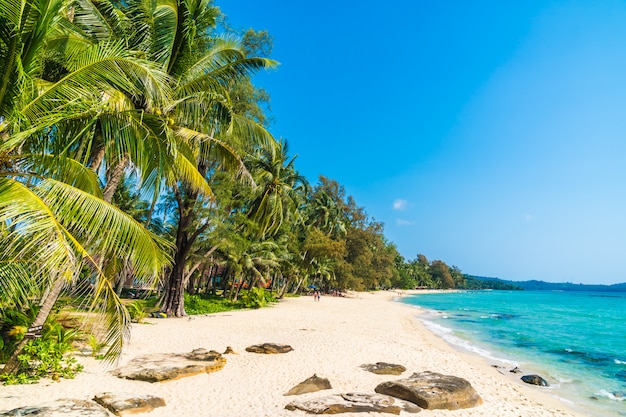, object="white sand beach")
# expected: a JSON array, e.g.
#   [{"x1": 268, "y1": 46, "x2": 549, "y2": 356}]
[{"x1": 0, "y1": 291, "x2": 586, "y2": 416}]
